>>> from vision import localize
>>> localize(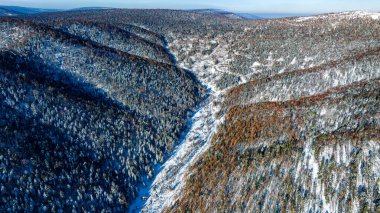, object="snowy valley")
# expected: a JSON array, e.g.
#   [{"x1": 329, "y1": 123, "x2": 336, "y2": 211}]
[{"x1": 0, "y1": 8, "x2": 379, "y2": 213}]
